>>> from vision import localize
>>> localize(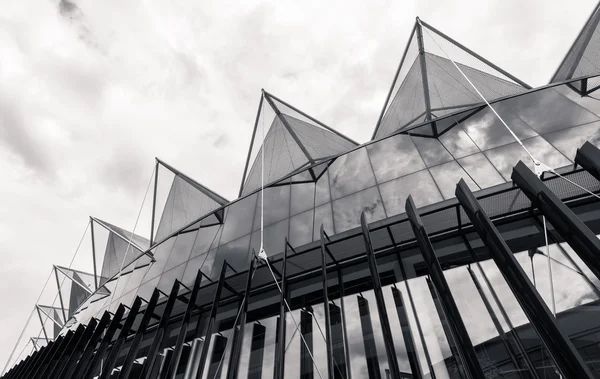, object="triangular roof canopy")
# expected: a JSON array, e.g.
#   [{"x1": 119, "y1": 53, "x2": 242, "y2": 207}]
[
  {"x1": 92, "y1": 217, "x2": 150, "y2": 285},
  {"x1": 373, "y1": 18, "x2": 531, "y2": 140},
  {"x1": 239, "y1": 90, "x2": 358, "y2": 196},
  {"x1": 550, "y1": 2, "x2": 600, "y2": 95},
  {"x1": 153, "y1": 159, "x2": 228, "y2": 243}
]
